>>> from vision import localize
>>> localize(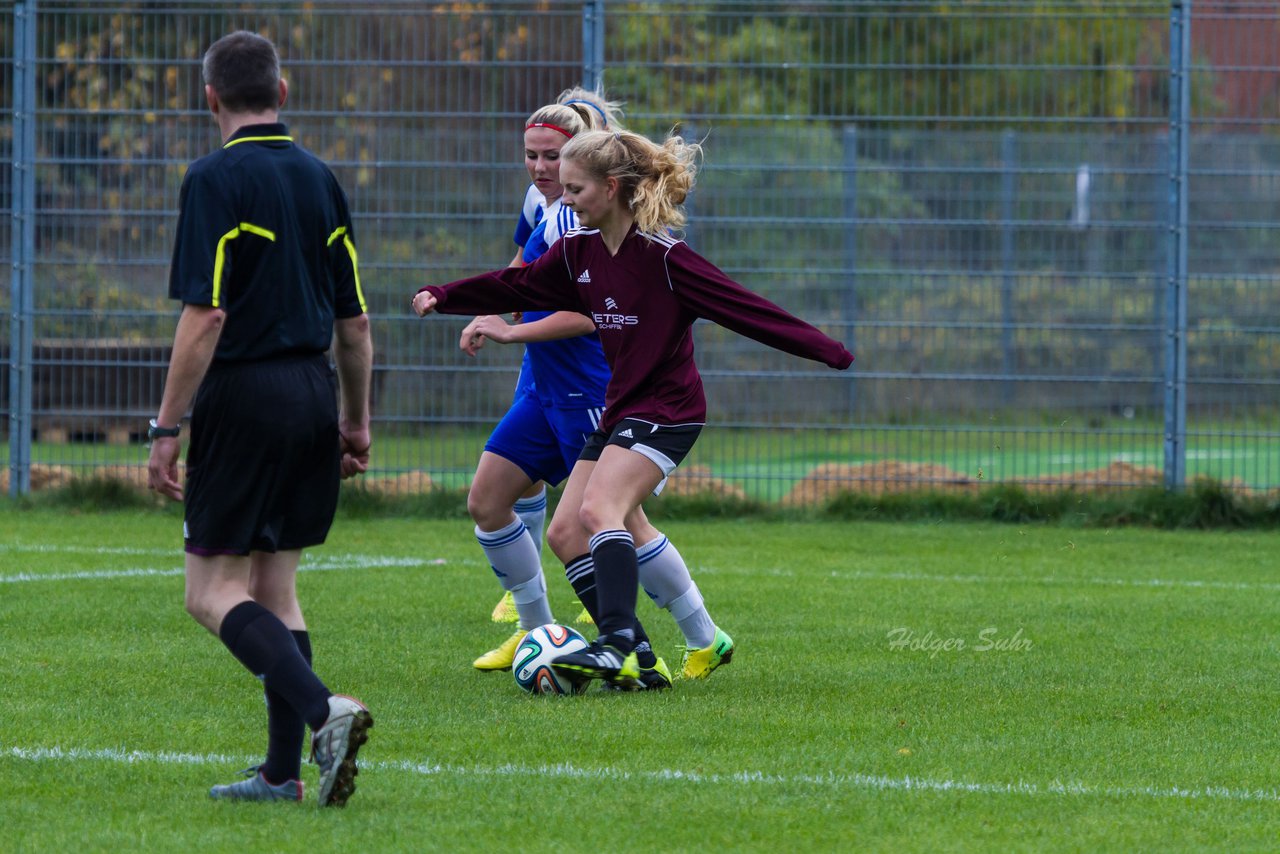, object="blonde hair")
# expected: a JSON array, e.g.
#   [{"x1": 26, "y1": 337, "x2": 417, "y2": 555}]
[
  {"x1": 560, "y1": 129, "x2": 701, "y2": 236},
  {"x1": 525, "y1": 86, "x2": 625, "y2": 137}
]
